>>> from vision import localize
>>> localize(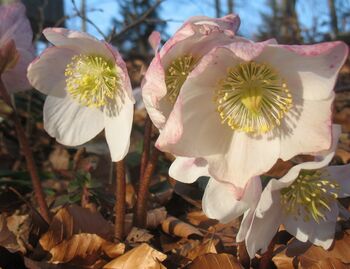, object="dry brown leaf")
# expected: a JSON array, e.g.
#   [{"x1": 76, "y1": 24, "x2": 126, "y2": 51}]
[
  {"x1": 161, "y1": 216, "x2": 203, "y2": 239},
  {"x1": 40, "y1": 204, "x2": 113, "y2": 251},
  {"x1": 187, "y1": 253, "x2": 243, "y2": 269},
  {"x1": 336, "y1": 148, "x2": 350, "y2": 164},
  {"x1": 186, "y1": 239, "x2": 218, "y2": 261},
  {"x1": 126, "y1": 183, "x2": 136, "y2": 209},
  {"x1": 126, "y1": 227, "x2": 154, "y2": 244},
  {"x1": 0, "y1": 214, "x2": 20, "y2": 253},
  {"x1": 334, "y1": 107, "x2": 350, "y2": 133},
  {"x1": 272, "y1": 246, "x2": 296, "y2": 269},
  {"x1": 49, "y1": 146, "x2": 70, "y2": 170},
  {"x1": 265, "y1": 159, "x2": 294, "y2": 178},
  {"x1": 103, "y1": 243, "x2": 166, "y2": 269},
  {"x1": 49, "y1": 233, "x2": 124, "y2": 264}
]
